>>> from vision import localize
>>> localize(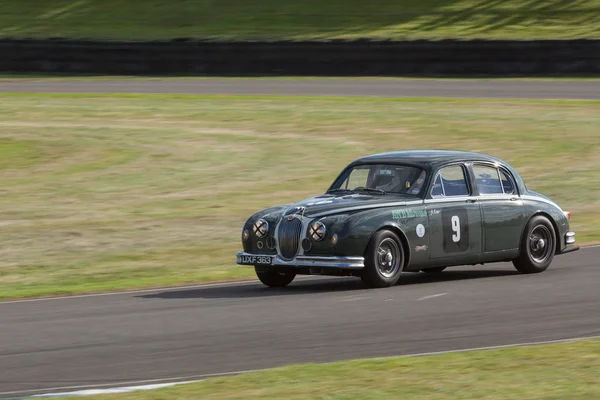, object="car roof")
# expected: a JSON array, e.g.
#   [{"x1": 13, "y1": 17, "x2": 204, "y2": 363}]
[{"x1": 350, "y1": 150, "x2": 508, "y2": 170}]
